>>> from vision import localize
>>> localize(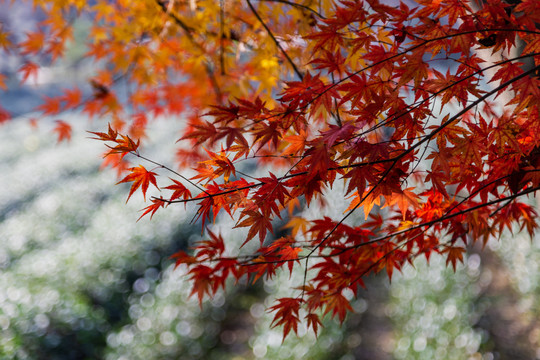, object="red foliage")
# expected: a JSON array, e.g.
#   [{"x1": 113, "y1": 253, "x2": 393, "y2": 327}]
[
  {"x1": 52, "y1": 120, "x2": 72, "y2": 143},
  {"x1": 5, "y1": 0, "x2": 540, "y2": 339}
]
